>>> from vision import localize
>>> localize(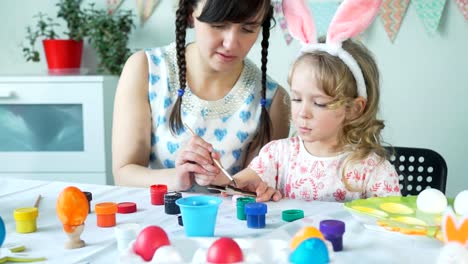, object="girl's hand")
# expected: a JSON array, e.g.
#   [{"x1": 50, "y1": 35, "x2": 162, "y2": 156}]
[
  {"x1": 175, "y1": 135, "x2": 219, "y2": 189},
  {"x1": 255, "y1": 181, "x2": 282, "y2": 202}
]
